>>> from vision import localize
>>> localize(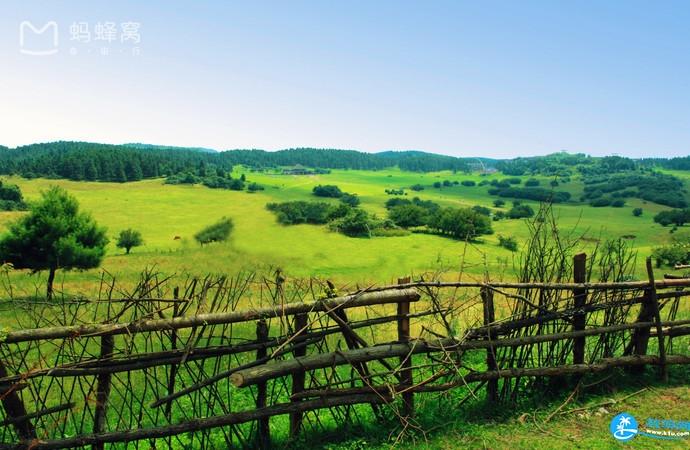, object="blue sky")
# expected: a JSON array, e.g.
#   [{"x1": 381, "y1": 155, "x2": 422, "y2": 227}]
[{"x1": 1, "y1": 1, "x2": 688, "y2": 158}]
